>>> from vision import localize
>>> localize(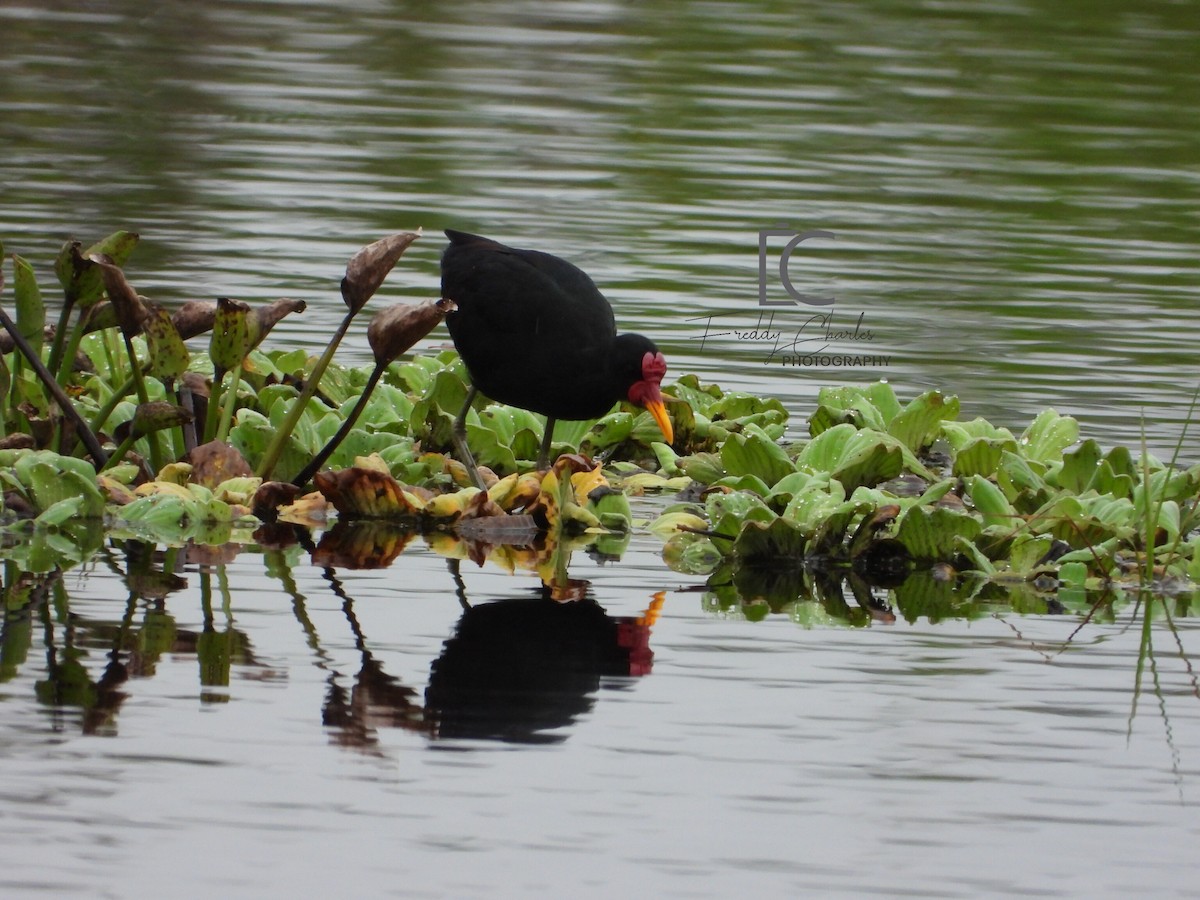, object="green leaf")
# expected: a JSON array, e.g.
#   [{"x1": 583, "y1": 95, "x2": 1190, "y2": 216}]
[
  {"x1": 966, "y1": 475, "x2": 1017, "y2": 529},
  {"x1": 1019, "y1": 409, "x2": 1079, "y2": 463},
  {"x1": 142, "y1": 305, "x2": 190, "y2": 382},
  {"x1": 12, "y1": 255, "x2": 45, "y2": 355},
  {"x1": 680, "y1": 452, "x2": 725, "y2": 484},
  {"x1": 809, "y1": 386, "x2": 889, "y2": 436},
  {"x1": 707, "y1": 490, "x2": 776, "y2": 545},
  {"x1": 1052, "y1": 438, "x2": 1102, "y2": 493},
  {"x1": 887, "y1": 390, "x2": 959, "y2": 452},
  {"x1": 782, "y1": 477, "x2": 846, "y2": 529},
  {"x1": 570, "y1": 411, "x2": 628, "y2": 455},
  {"x1": 720, "y1": 423, "x2": 796, "y2": 486},
  {"x1": 208, "y1": 298, "x2": 261, "y2": 371},
  {"x1": 34, "y1": 496, "x2": 87, "y2": 527},
  {"x1": 13, "y1": 451, "x2": 104, "y2": 517},
  {"x1": 830, "y1": 433, "x2": 904, "y2": 492},
  {"x1": 56, "y1": 231, "x2": 141, "y2": 306}
]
